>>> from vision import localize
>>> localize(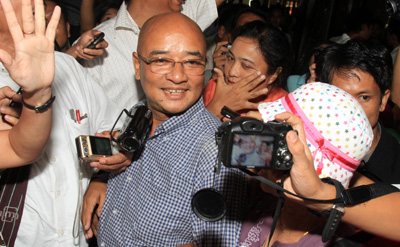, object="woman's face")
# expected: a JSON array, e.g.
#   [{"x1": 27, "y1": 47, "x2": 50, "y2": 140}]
[
  {"x1": 224, "y1": 37, "x2": 273, "y2": 91},
  {"x1": 260, "y1": 142, "x2": 269, "y2": 153}
]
